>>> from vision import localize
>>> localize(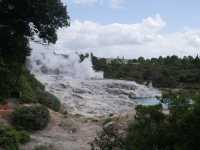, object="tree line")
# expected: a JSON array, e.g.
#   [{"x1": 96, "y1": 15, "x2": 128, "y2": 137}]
[{"x1": 91, "y1": 54, "x2": 200, "y2": 89}]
